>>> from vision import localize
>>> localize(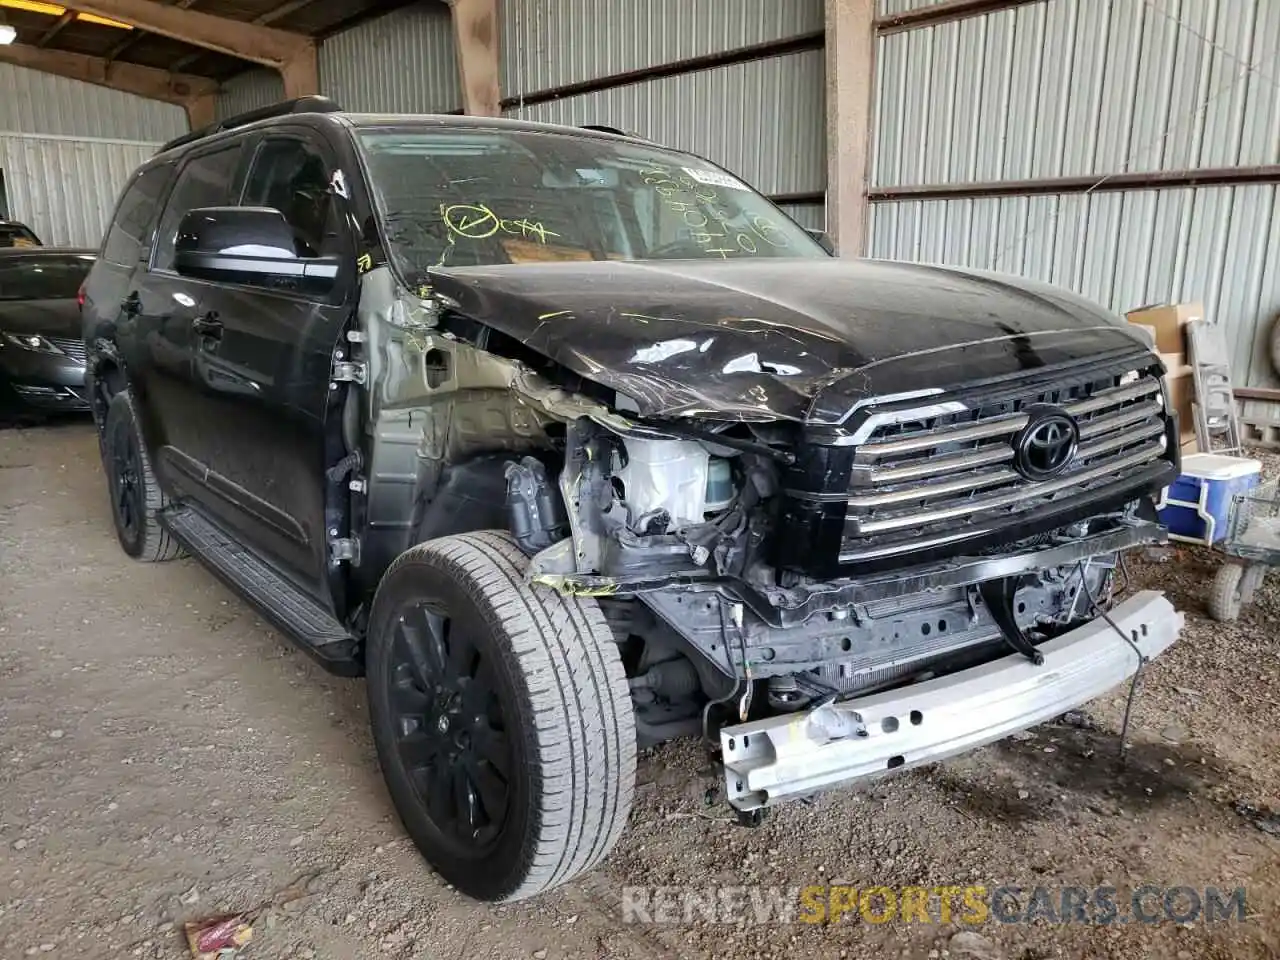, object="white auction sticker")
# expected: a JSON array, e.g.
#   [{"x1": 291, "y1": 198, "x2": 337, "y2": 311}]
[{"x1": 682, "y1": 167, "x2": 749, "y2": 191}]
